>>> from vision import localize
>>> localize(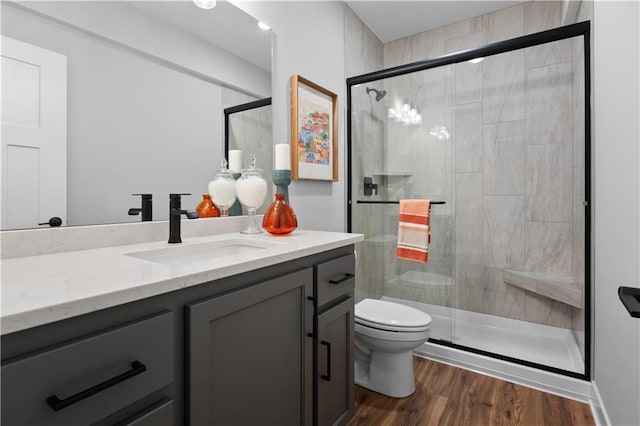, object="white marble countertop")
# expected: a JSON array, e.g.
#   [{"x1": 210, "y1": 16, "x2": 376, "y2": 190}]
[{"x1": 1, "y1": 230, "x2": 363, "y2": 335}]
